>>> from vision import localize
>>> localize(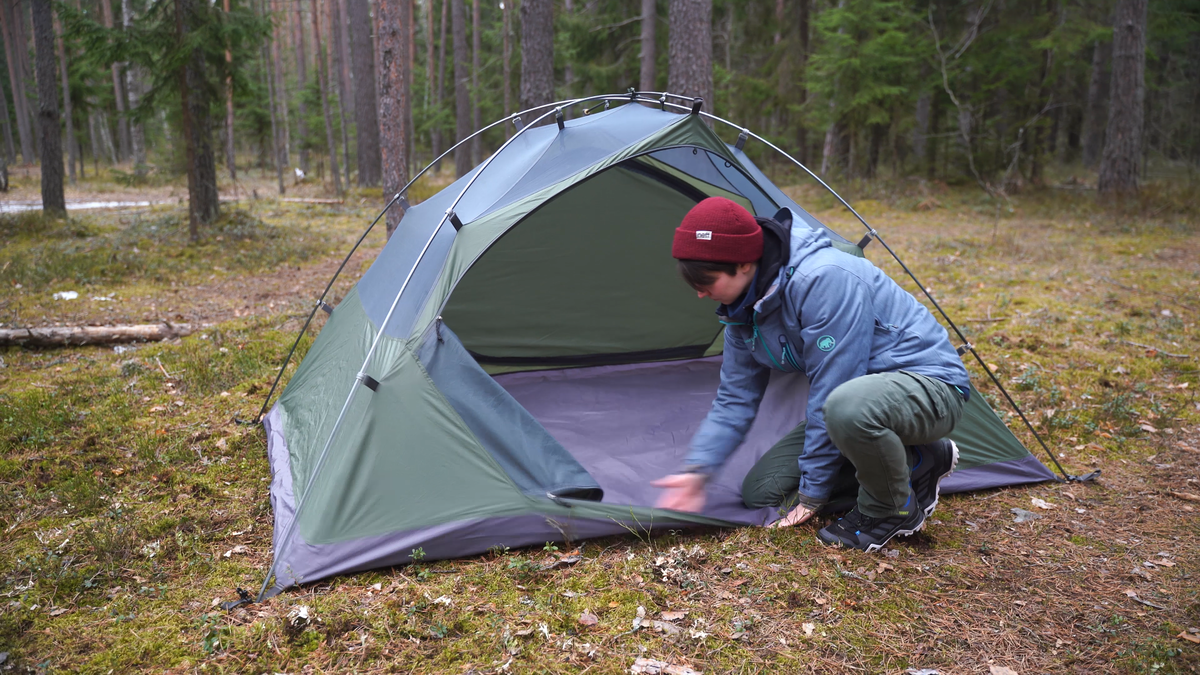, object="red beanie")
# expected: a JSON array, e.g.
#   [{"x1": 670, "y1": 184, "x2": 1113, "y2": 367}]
[{"x1": 671, "y1": 197, "x2": 762, "y2": 263}]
